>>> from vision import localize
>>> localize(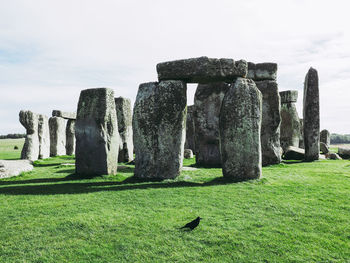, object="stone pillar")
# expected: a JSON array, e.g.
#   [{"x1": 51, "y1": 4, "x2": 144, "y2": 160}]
[
  {"x1": 65, "y1": 119, "x2": 75, "y2": 155},
  {"x1": 303, "y1": 67, "x2": 320, "y2": 161},
  {"x1": 115, "y1": 97, "x2": 134, "y2": 163},
  {"x1": 299, "y1": 119, "x2": 305, "y2": 149},
  {"x1": 75, "y1": 88, "x2": 119, "y2": 176},
  {"x1": 19, "y1": 110, "x2": 39, "y2": 161},
  {"x1": 133, "y1": 80, "x2": 187, "y2": 179},
  {"x1": 280, "y1": 90, "x2": 300, "y2": 152},
  {"x1": 219, "y1": 78, "x2": 262, "y2": 181},
  {"x1": 320, "y1": 129, "x2": 330, "y2": 146},
  {"x1": 194, "y1": 82, "x2": 230, "y2": 166},
  {"x1": 184, "y1": 105, "x2": 196, "y2": 152},
  {"x1": 49, "y1": 117, "x2": 66, "y2": 156},
  {"x1": 38, "y1": 114, "x2": 50, "y2": 159}
]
